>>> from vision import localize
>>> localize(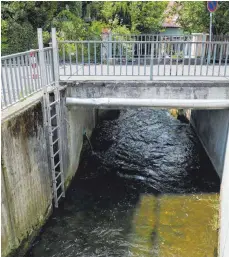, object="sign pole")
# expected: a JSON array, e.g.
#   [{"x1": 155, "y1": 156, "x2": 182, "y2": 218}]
[{"x1": 210, "y1": 12, "x2": 212, "y2": 42}]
